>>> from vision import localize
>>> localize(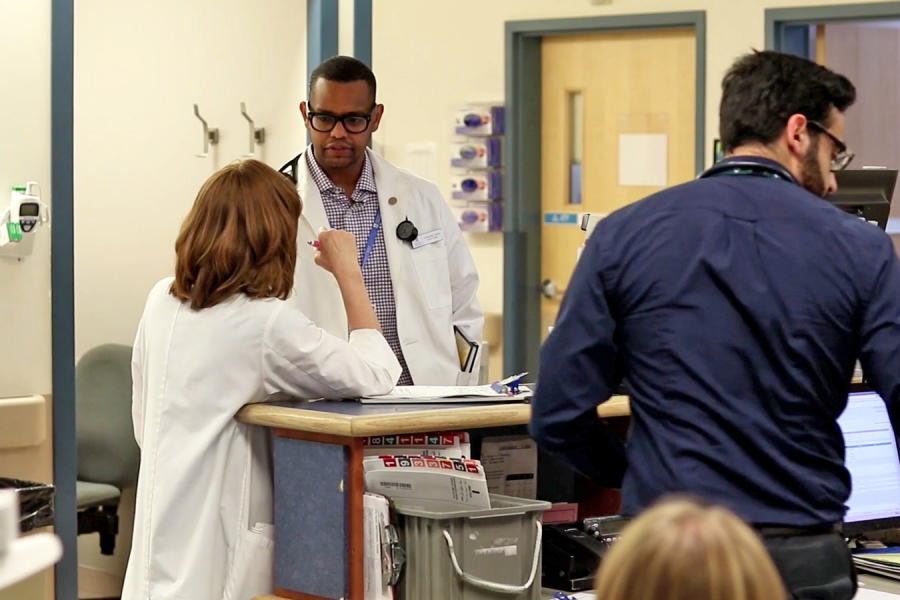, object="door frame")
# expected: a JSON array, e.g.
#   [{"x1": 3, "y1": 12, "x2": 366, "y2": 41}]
[
  {"x1": 766, "y1": 2, "x2": 900, "y2": 51},
  {"x1": 503, "y1": 12, "x2": 707, "y2": 377},
  {"x1": 51, "y1": 0, "x2": 77, "y2": 597}
]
